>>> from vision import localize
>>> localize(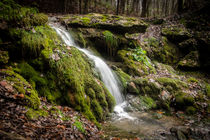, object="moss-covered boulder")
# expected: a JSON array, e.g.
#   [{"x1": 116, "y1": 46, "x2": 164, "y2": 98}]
[
  {"x1": 131, "y1": 78, "x2": 161, "y2": 99},
  {"x1": 61, "y1": 13, "x2": 148, "y2": 34},
  {"x1": 128, "y1": 95, "x2": 157, "y2": 111},
  {"x1": 174, "y1": 92, "x2": 195, "y2": 110},
  {"x1": 117, "y1": 48, "x2": 155, "y2": 77},
  {"x1": 156, "y1": 77, "x2": 188, "y2": 92},
  {"x1": 0, "y1": 69, "x2": 40, "y2": 109},
  {"x1": 178, "y1": 51, "x2": 200, "y2": 70},
  {"x1": 0, "y1": 0, "x2": 48, "y2": 27},
  {"x1": 162, "y1": 26, "x2": 192, "y2": 43},
  {"x1": 141, "y1": 37, "x2": 180, "y2": 64}
]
